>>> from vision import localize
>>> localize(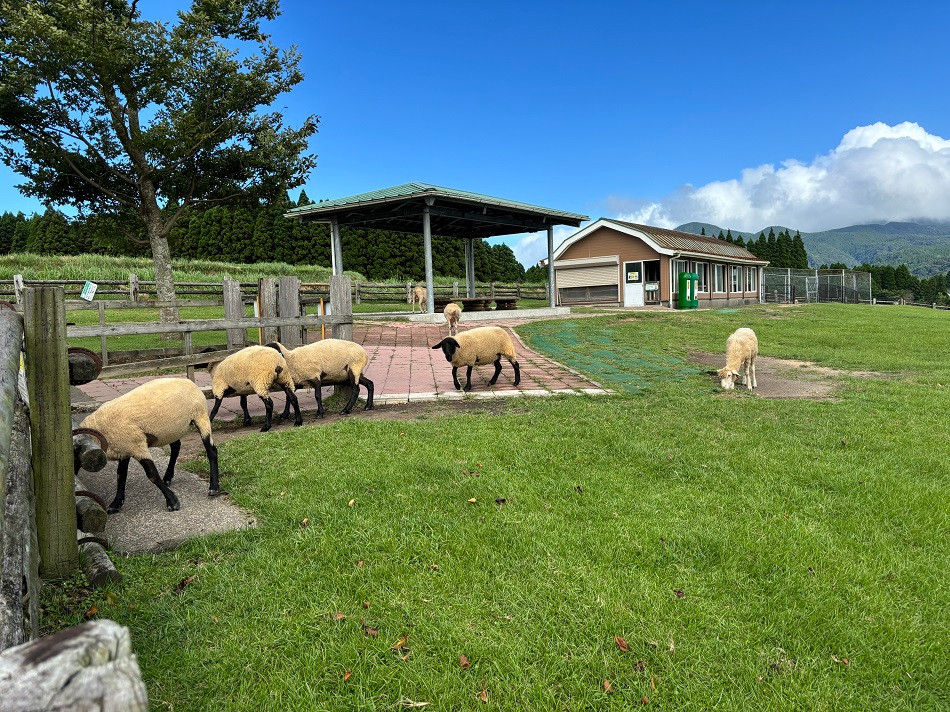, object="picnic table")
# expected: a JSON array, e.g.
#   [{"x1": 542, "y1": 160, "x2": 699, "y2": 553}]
[
  {"x1": 433, "y1": 296, "x2": 456, "y2": 311},
  {"x1": 459, "y1": 297, "x2": 490, "y2": 311},
  {"x1": 493, "y1": 297, "x2": 519, "y2": 310}
]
